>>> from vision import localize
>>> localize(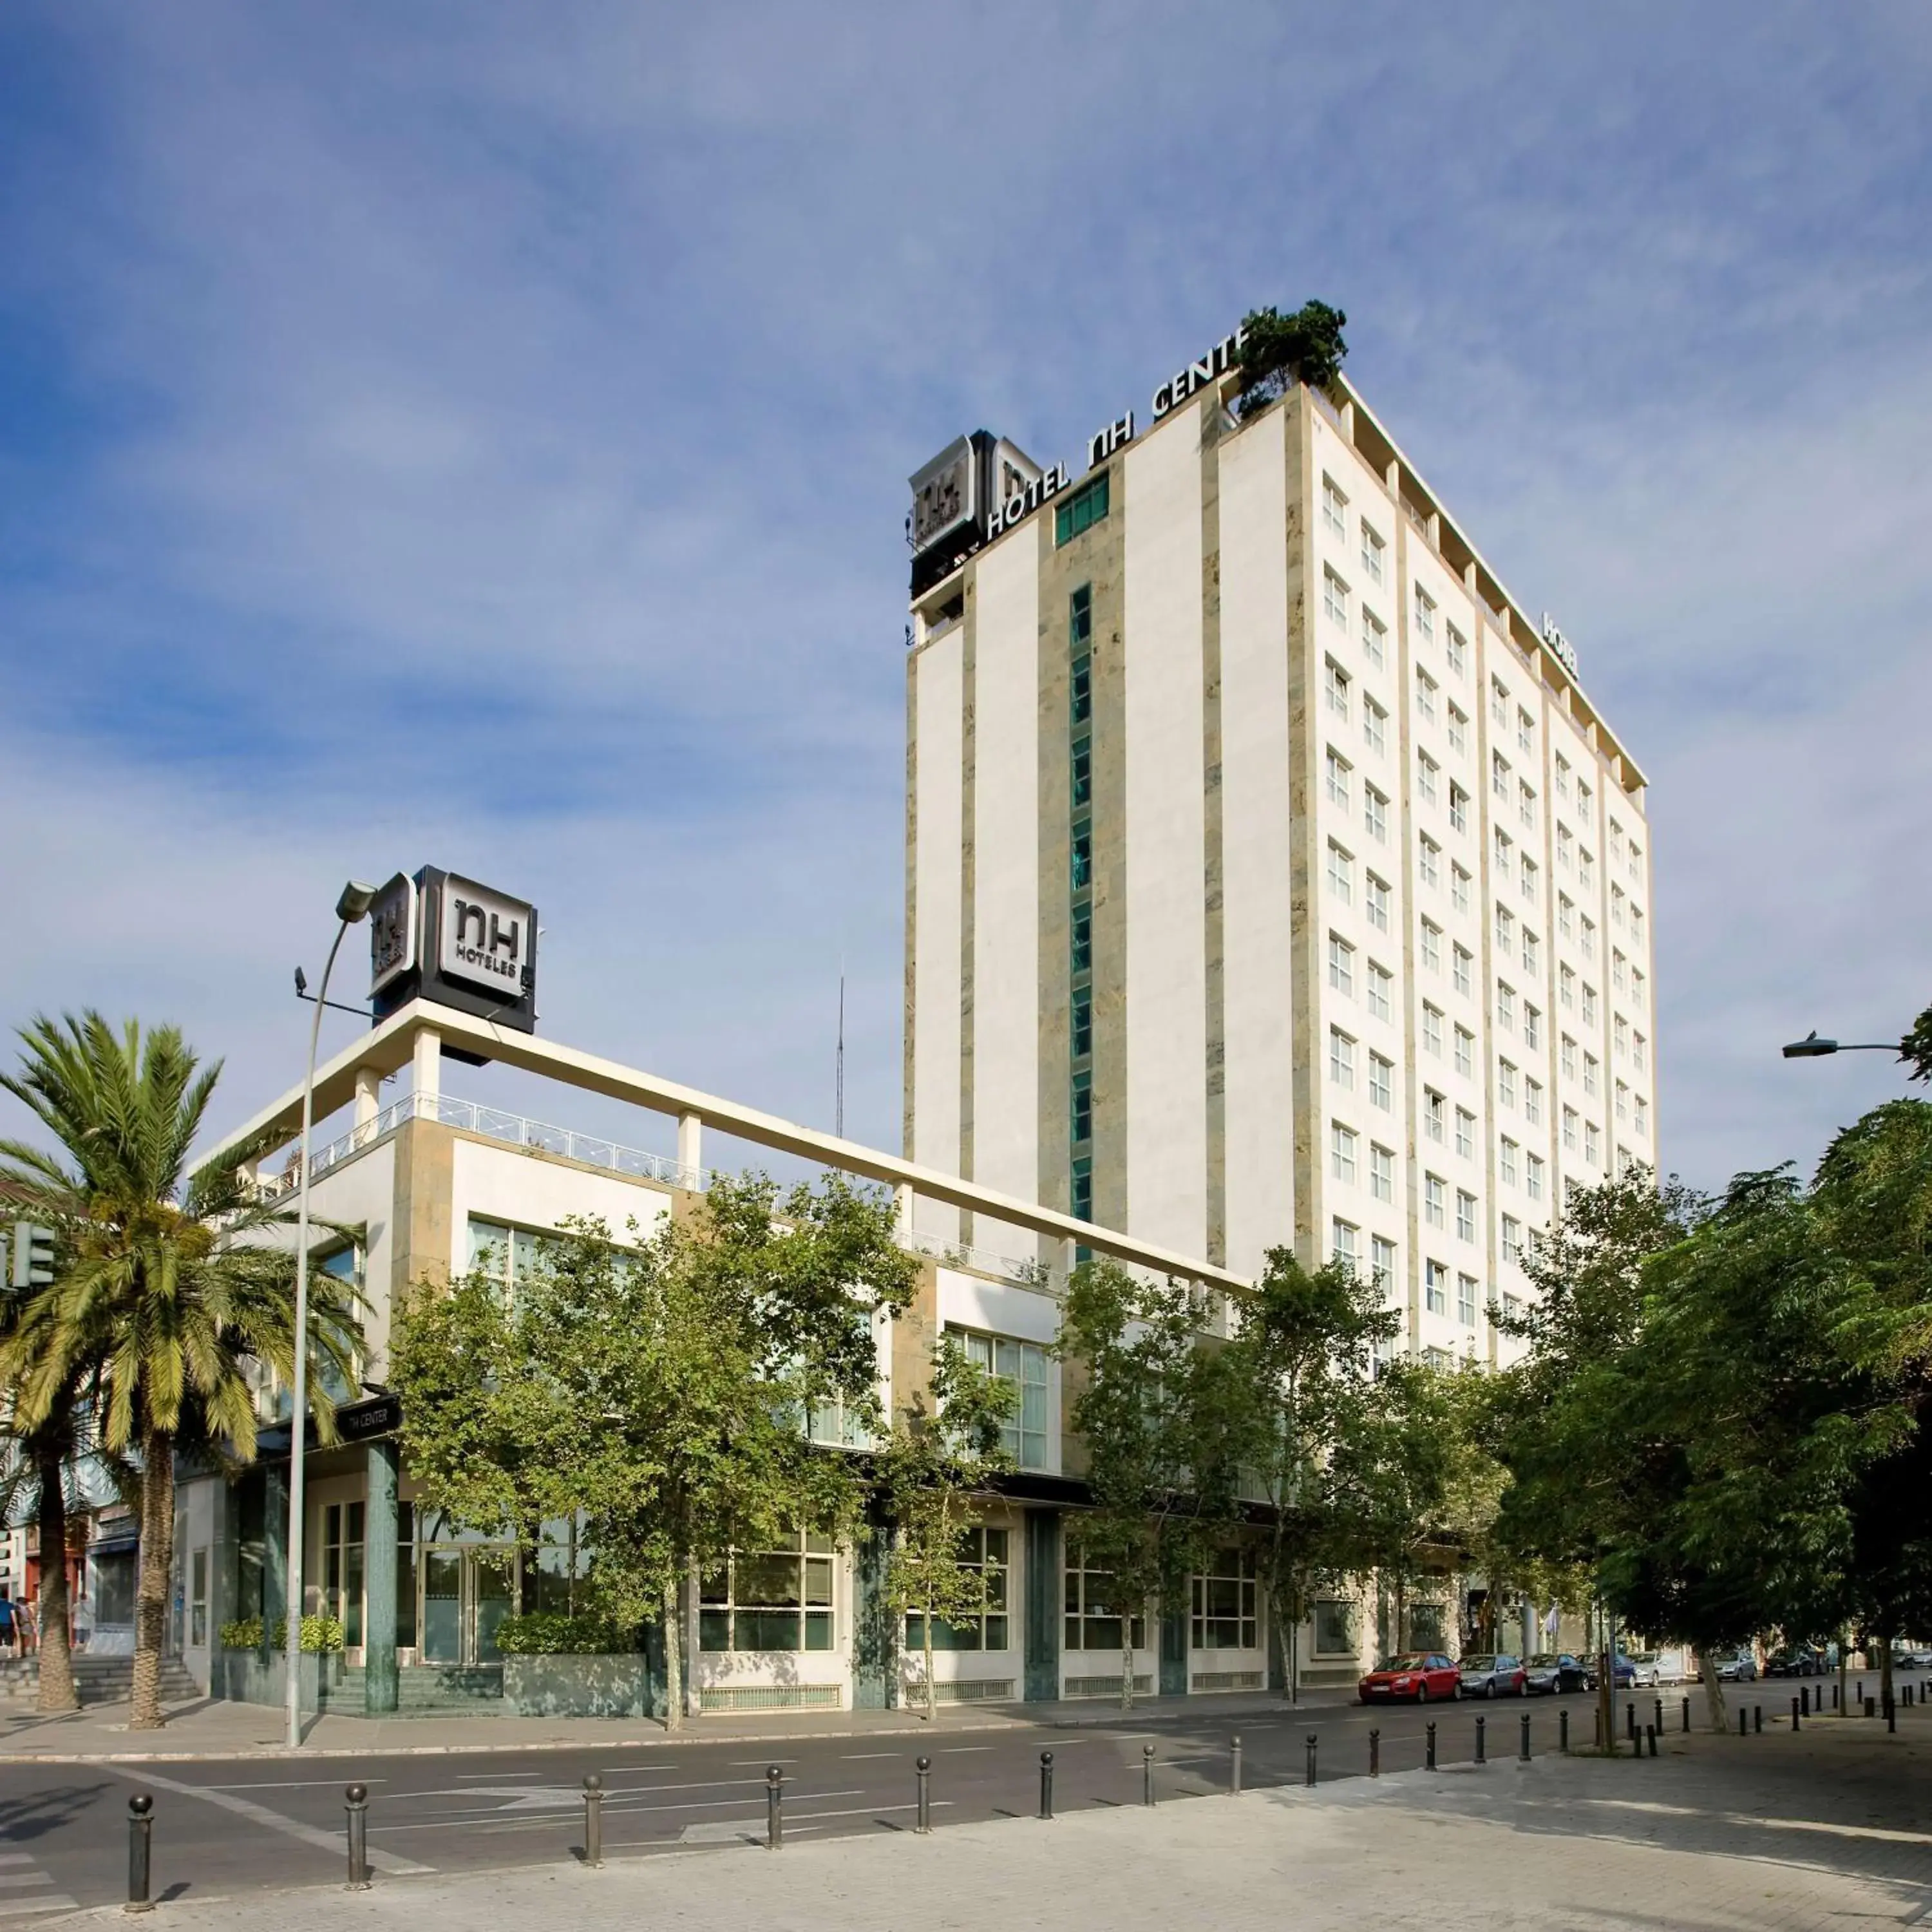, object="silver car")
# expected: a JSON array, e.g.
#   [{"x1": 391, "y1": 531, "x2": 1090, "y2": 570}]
[{"x1": 1459, "y1": 1653, "x2": 1526, "y2": 1698}]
